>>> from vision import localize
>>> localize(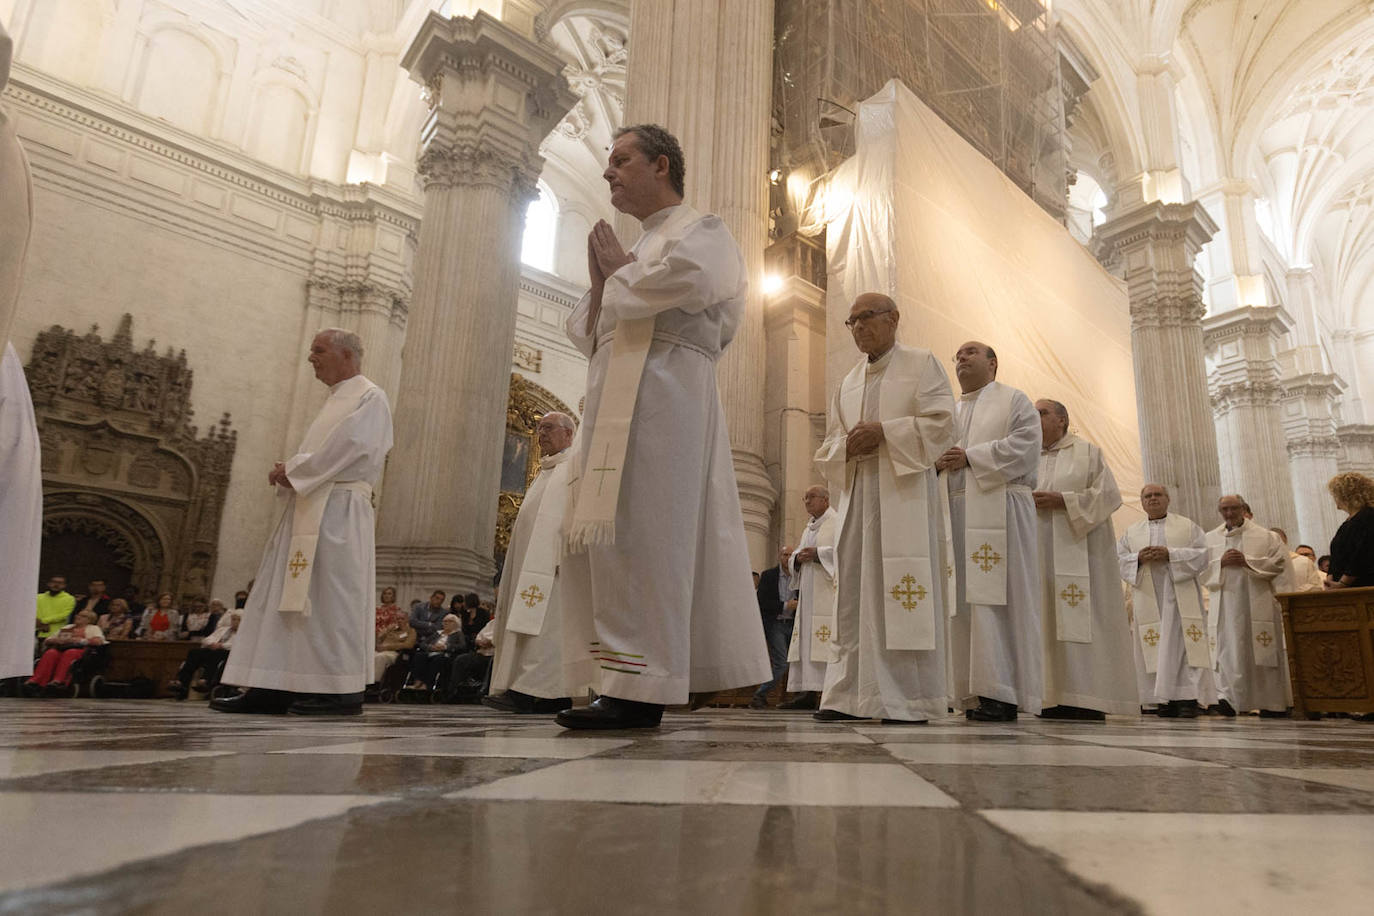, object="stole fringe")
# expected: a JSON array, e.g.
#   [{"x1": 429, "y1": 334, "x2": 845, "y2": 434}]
[{"x1": 565, "y1": 520, "x2": 616, "y2": 554}]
